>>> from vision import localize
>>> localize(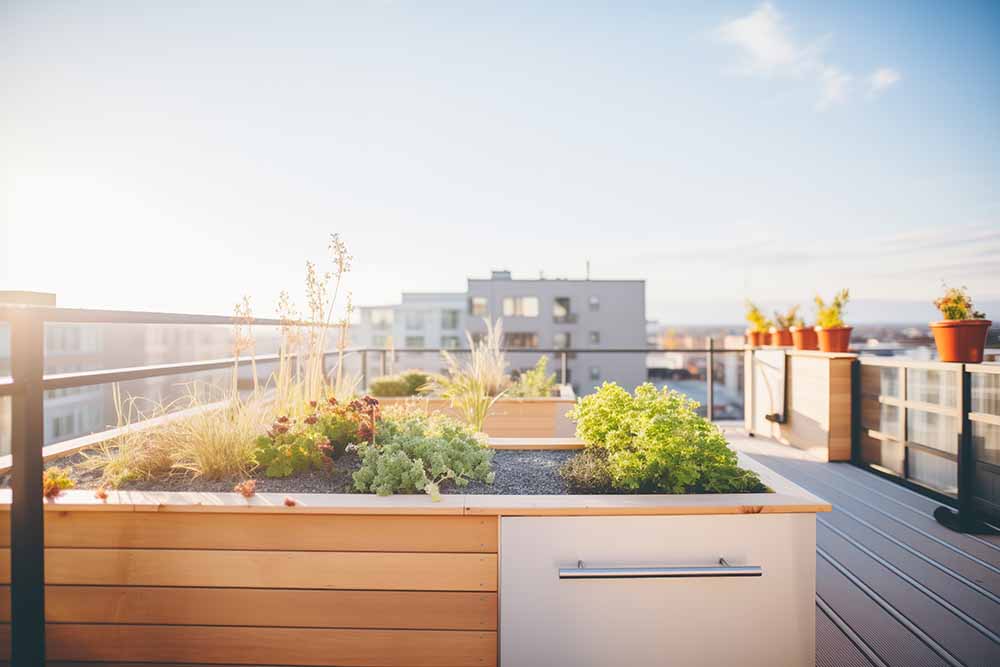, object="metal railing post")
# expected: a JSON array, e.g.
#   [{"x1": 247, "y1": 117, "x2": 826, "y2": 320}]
[
  {"x1": 379, "y1": 350, "x2": 387, "y2": 377},
  {"x1": 850, "y1": 358, "x2": 861, "y2": 466},
  {"x1": 560, "y1": 351, "x2": 567, "y2": 385},
  {"x1": 9, "y1": 308, "x2": 46, "y2": 664},
  {"x1": 706, "y1": 338, "x2": 714, "y2": 421},
  {"x1": 360, "y1": 350, "x2": 368, "y2": 391}
]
